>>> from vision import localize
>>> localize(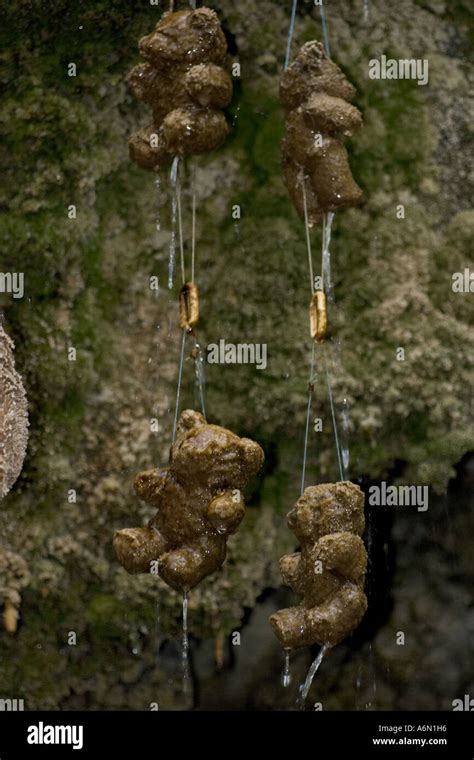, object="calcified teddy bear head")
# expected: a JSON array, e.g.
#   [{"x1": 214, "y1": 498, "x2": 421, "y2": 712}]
[
  {"x1": 281, "y1": 41, "x2": 363, "y2": 225},
  {"x1": 270, "y1": 481, "x2": 368, "y2": 649},
  {"x1": 128, "y1": 8, "x2": 232, "y2": 171},
  {"x1": 113, "y1": 410, "x2": 264, "y2": 592}
]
